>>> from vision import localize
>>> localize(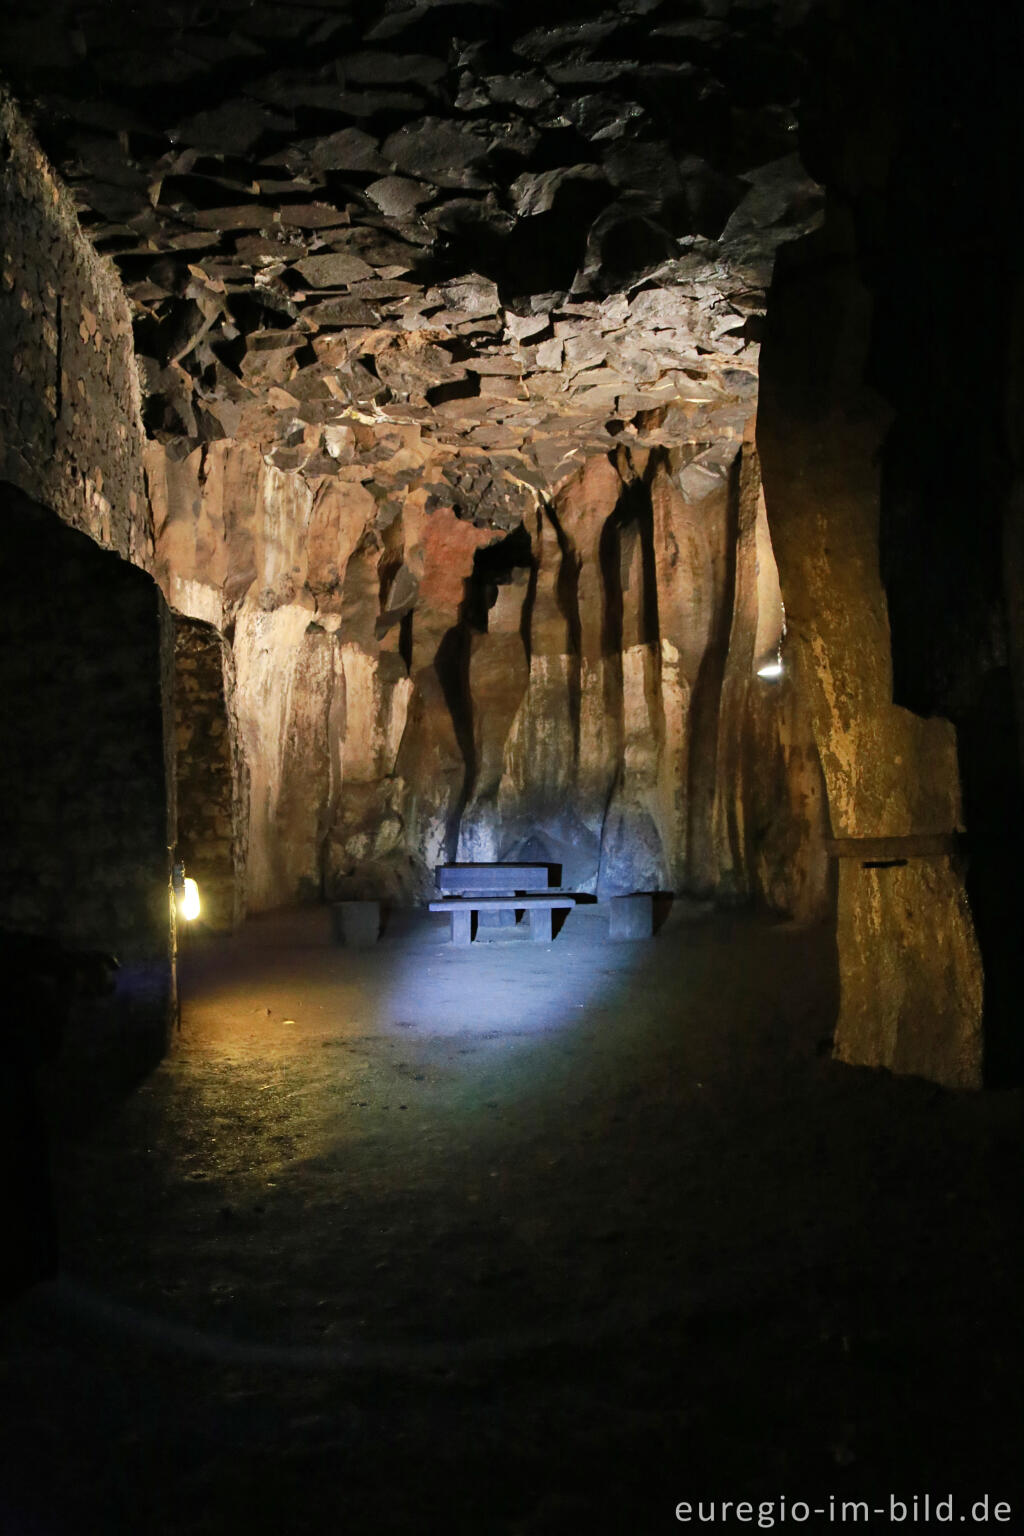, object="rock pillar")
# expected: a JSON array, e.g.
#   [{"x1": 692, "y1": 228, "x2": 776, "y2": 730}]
[{"x1": 758, "y1": 213, "x2": 983, "y2": 1087}]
